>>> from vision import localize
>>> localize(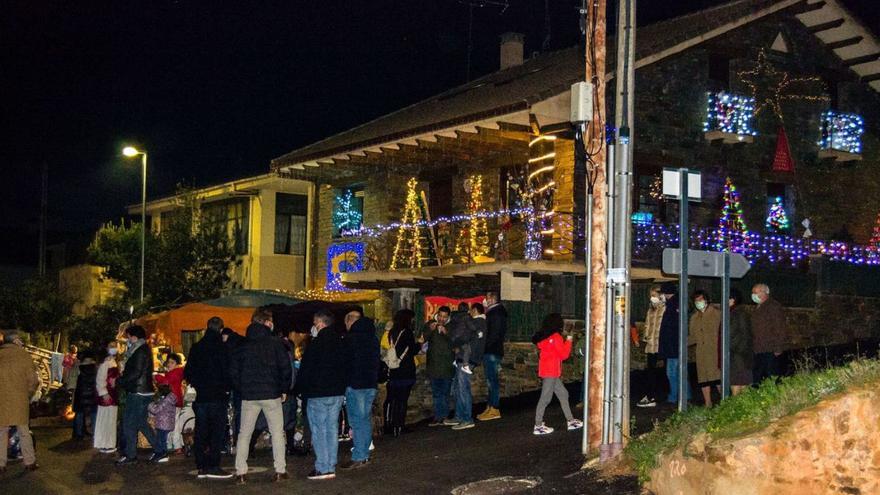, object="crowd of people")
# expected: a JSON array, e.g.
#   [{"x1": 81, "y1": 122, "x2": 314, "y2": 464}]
[{"x1": 637, "y1": 282, "x2": 788, "y2": 408}]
